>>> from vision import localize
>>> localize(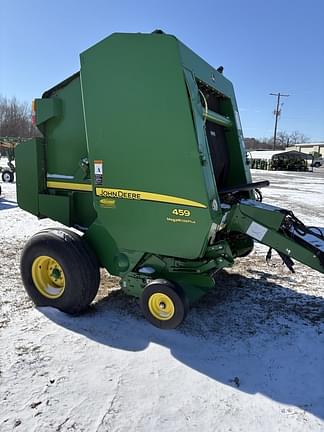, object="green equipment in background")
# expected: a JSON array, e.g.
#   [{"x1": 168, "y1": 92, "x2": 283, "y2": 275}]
[
  {"x1": 0, "y1": 138, "x2": 17, "y2": 183},
  {"x1": 16, "y1": 31, "x2": 324, "y2": 329},
  {"x1": 251, "y1": 150, "x2": 313, "y2": 171}
]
